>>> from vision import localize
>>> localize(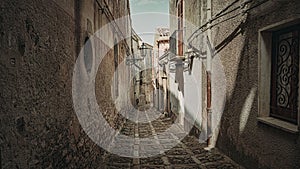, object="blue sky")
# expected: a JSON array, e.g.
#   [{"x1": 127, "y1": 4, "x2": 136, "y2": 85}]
[{"x1": 129, "y1": 0, "x2": 169, "y2": 45}]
